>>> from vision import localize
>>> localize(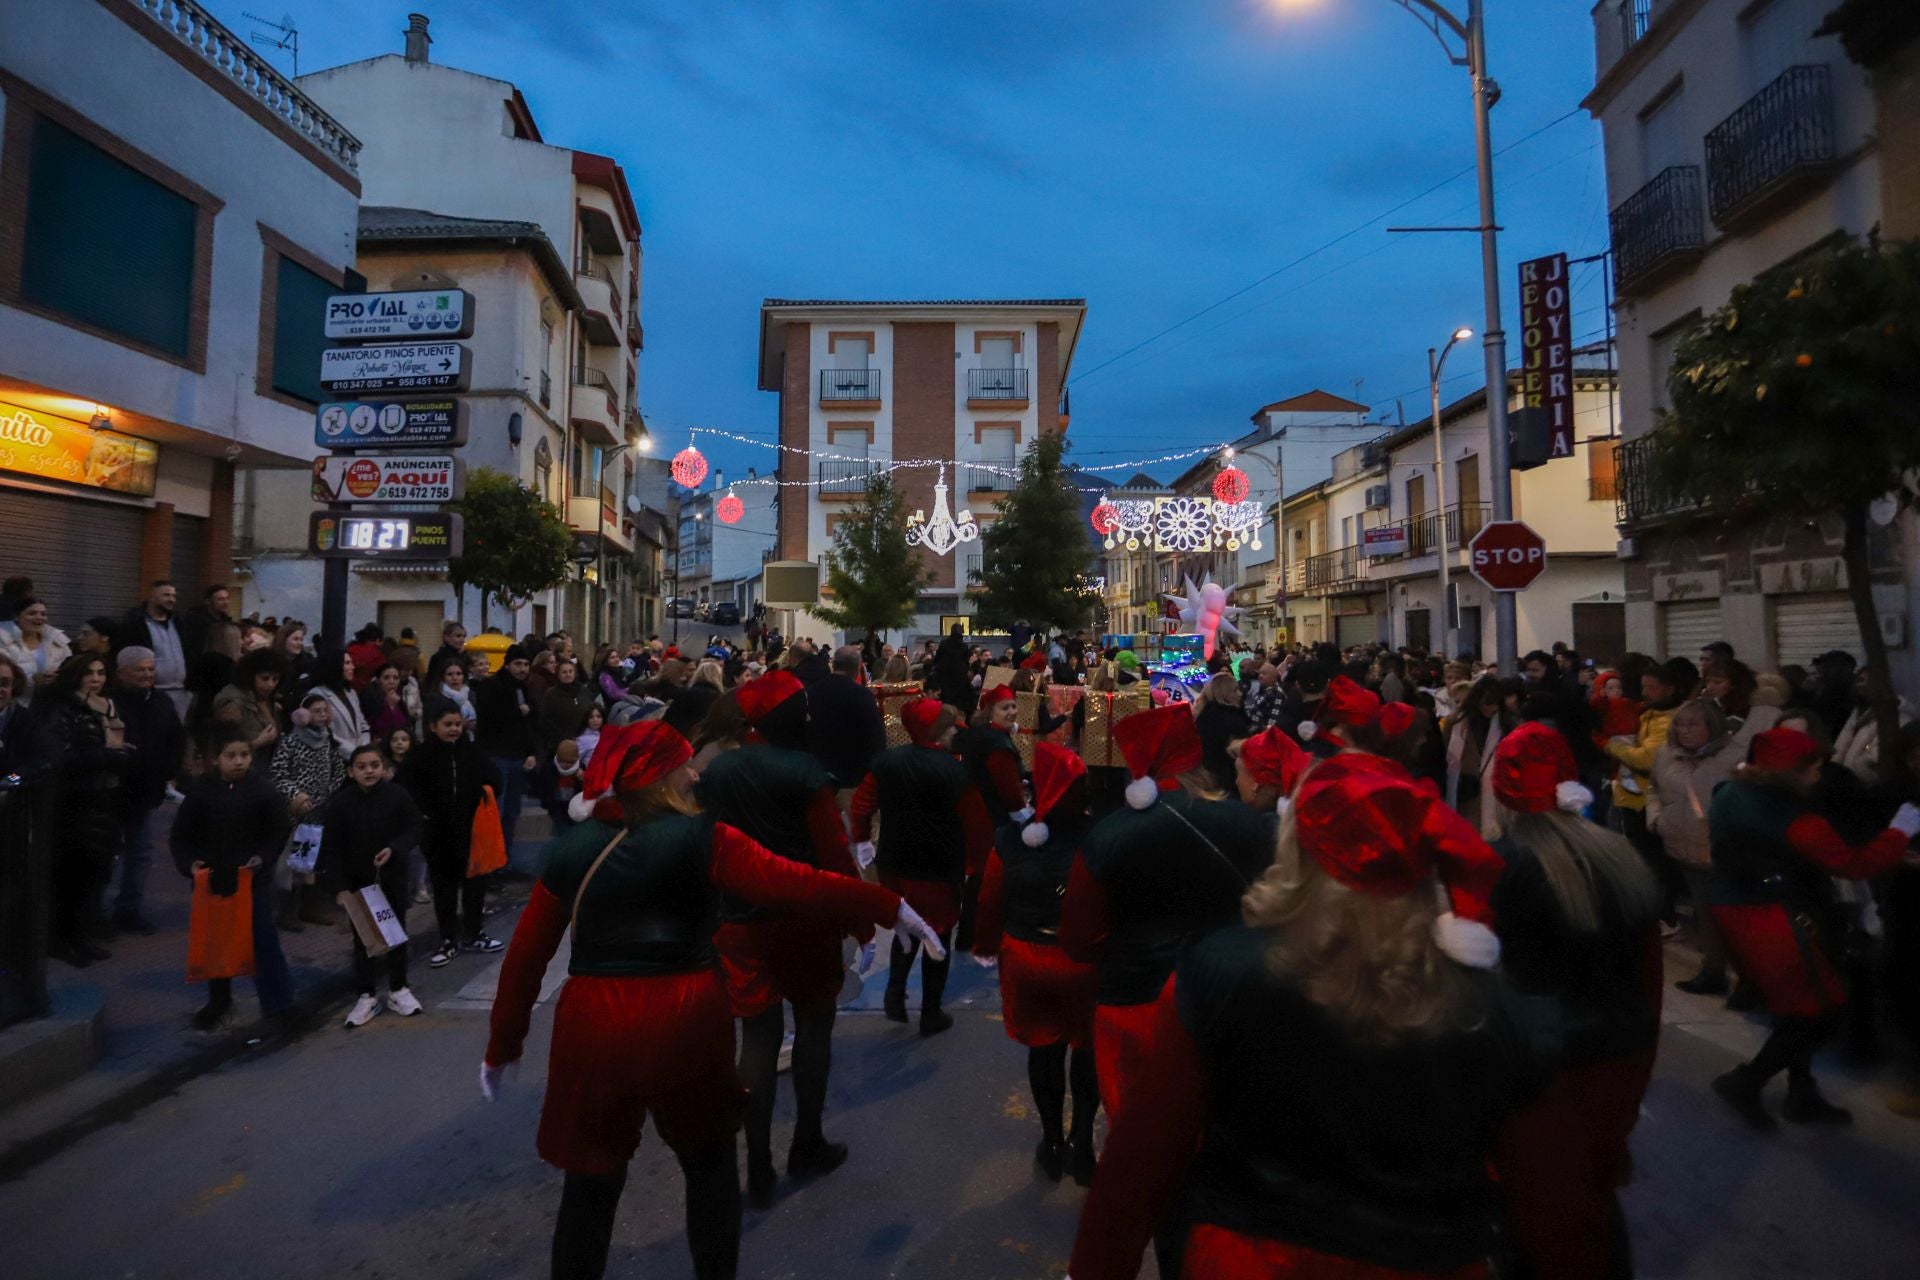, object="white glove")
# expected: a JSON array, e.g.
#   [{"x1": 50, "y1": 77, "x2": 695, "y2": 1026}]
[
  {"x1": 1892, "y1": 803, "x2": 1920, "y2": 840},
  {"x1": 858, "y1": 940, "x2": 876, "y2": 974},
  {"x1": 972, "y1": 953, "x2": 998, "y2": 969},
  {"x1": 479, "y1": 1060, "x2": 515, "y2": 1102},
  {"x1": 1009, "y1": 806, "x2": 1035, "y2": 824},
  {"x1": 854, "y1": 840, "x2": 877, "y2": 869},
  {"x1": 894, "y1": 902, "x2": 947, "y2": 961}
]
